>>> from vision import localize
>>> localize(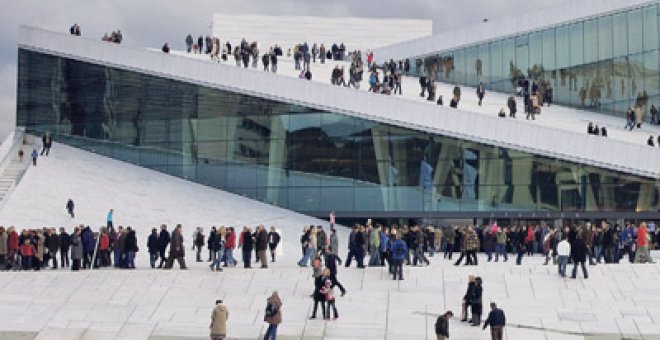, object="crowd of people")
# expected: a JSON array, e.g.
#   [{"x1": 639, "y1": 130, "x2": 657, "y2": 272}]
[{"x1": 294, "y1": 220, "x2": 657, "y2": 282}]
